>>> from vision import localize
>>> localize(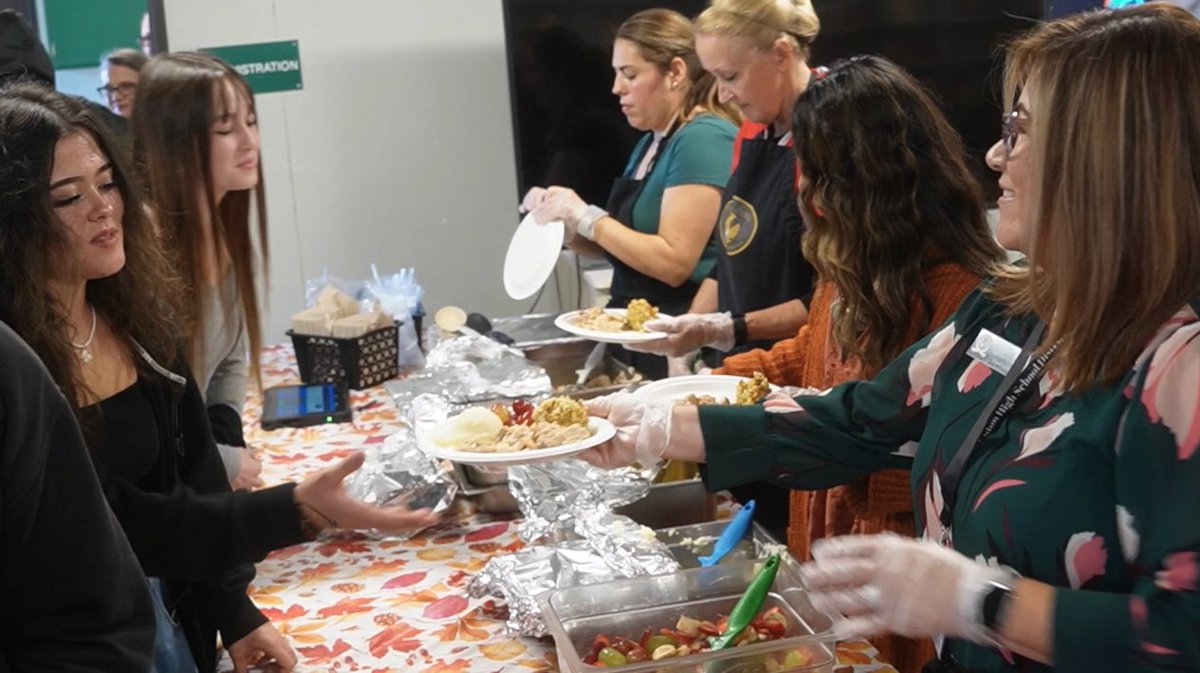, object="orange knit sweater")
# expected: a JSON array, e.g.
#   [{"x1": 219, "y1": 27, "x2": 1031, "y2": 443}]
[{"x1": 716, "y1": 262, "x2": 982, "y2": 673}]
